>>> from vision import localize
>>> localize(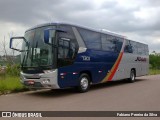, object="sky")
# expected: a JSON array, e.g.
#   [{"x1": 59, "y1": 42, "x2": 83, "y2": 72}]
[{"x1": 0, "y1": 0, "x2": 160, "y2": 55}]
